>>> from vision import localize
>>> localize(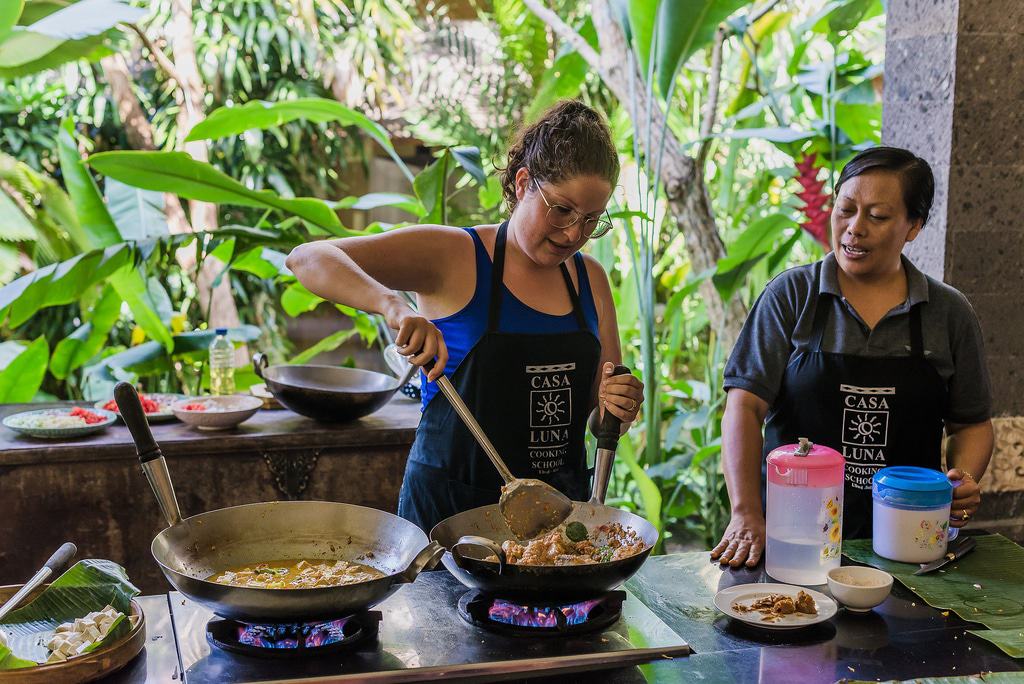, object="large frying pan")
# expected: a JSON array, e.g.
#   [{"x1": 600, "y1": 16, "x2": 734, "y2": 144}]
[
  {"x1": 253, "y1": 353, "x2": 400, "y2": 422},
  {"x1": 115, "y1": 383, "x2": 443, "y2": 622},
  {"x1": 430, "y1": 366, "x2": 659, "y2": 599}
]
